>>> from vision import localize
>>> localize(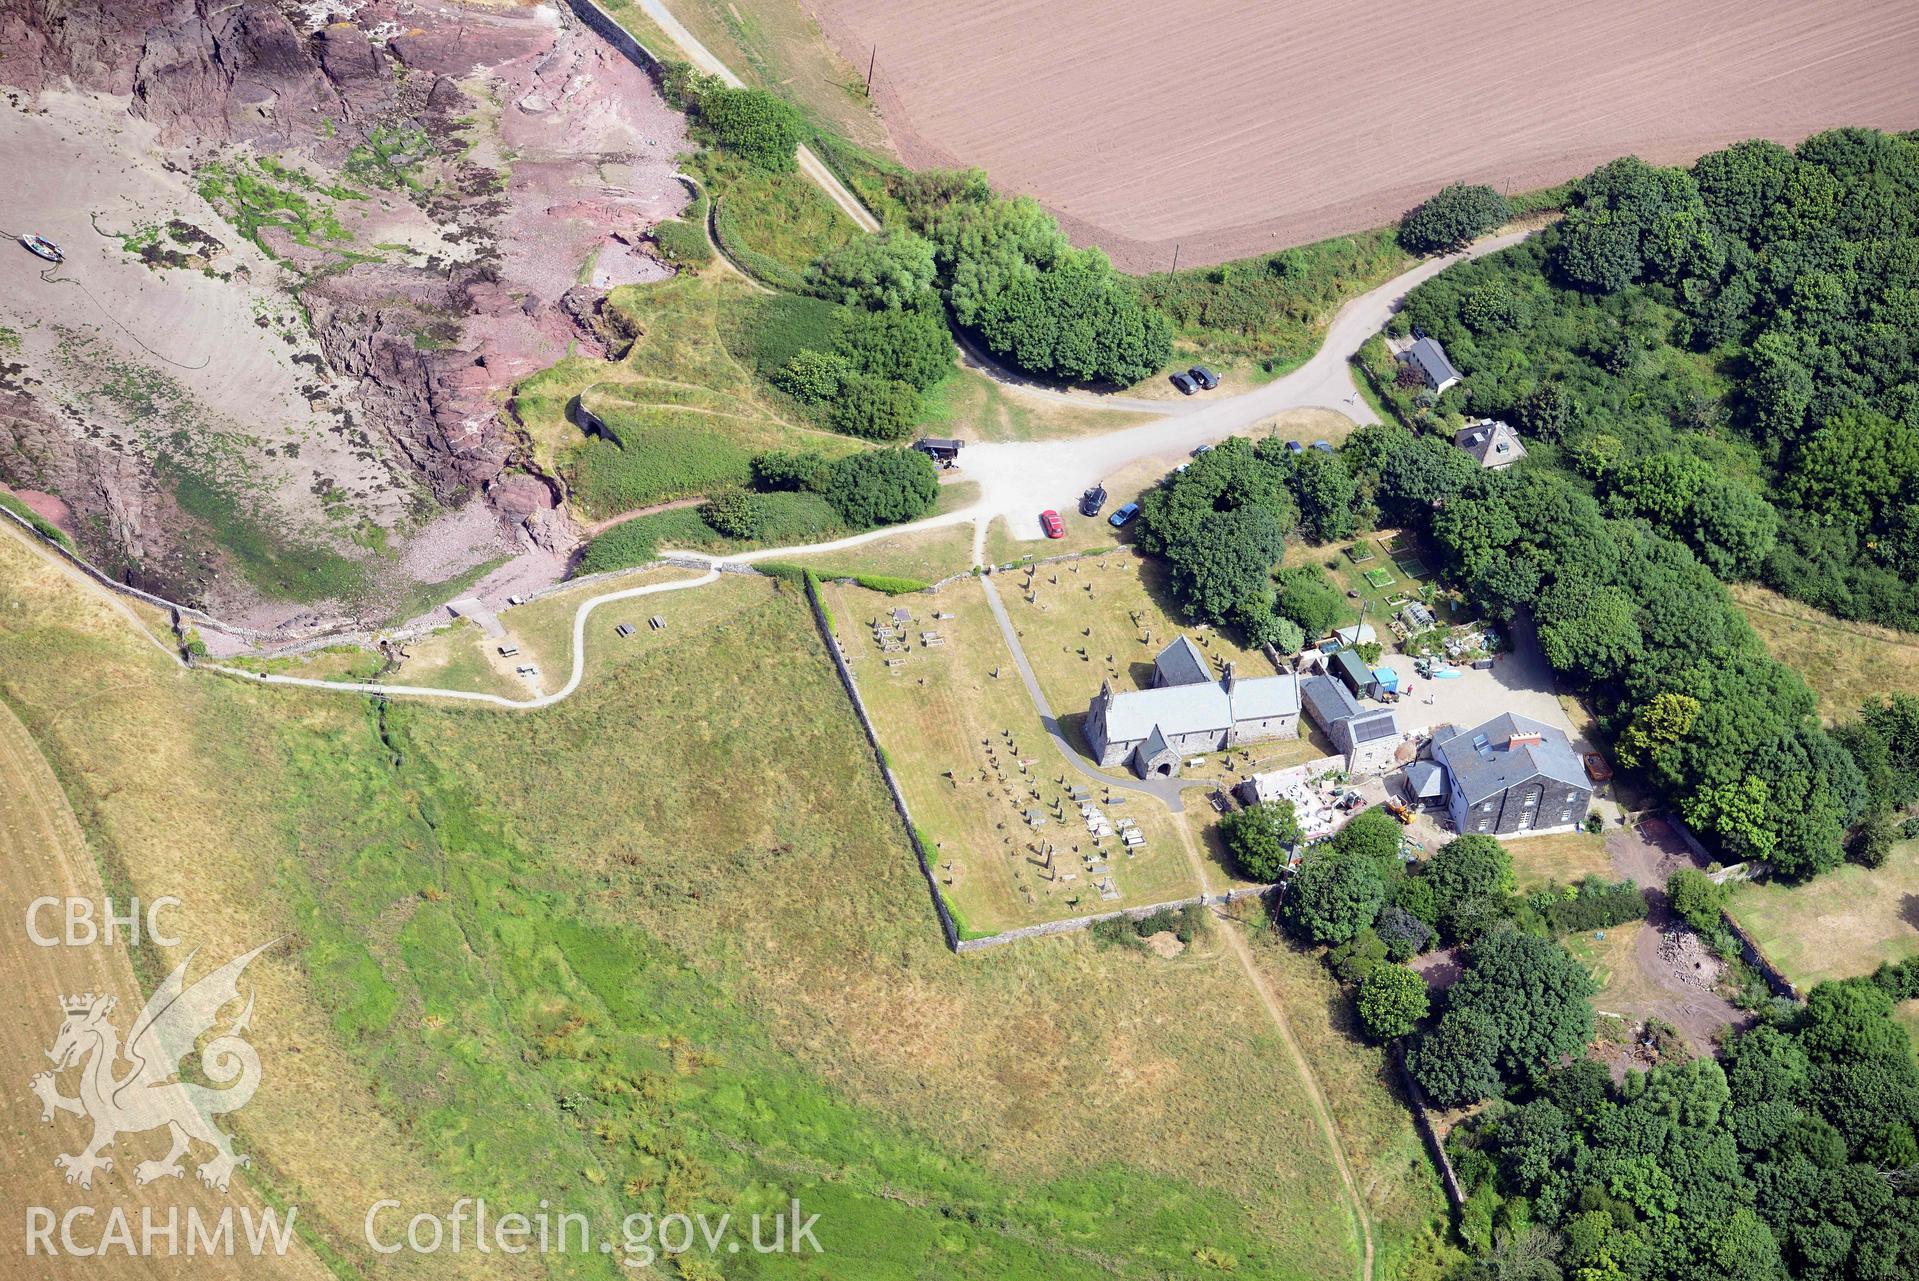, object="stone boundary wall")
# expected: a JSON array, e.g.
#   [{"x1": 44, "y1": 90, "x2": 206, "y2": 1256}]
[
  {"x1": 0, "y1": 502, "x2": 284, "y2": 641},
  {"x1": 1720, "y1": 908, "x2": 1802, "y2": 1001},
  {"x1": 953, "y1": 885, "x2": 1270, "y2": 952},
  {"x1": 565, "y1": 0, "x2": 667, "y2": 70},
  {"x1": 799, "y1": 564, "x2": 1282, "y2": 953},
  {"x1": 797, "y1": 570, "x2": 963, "y2": 951},
  {"x1": 1391, "y1": 1042, "x2": 1465, "y2": 1212}
]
